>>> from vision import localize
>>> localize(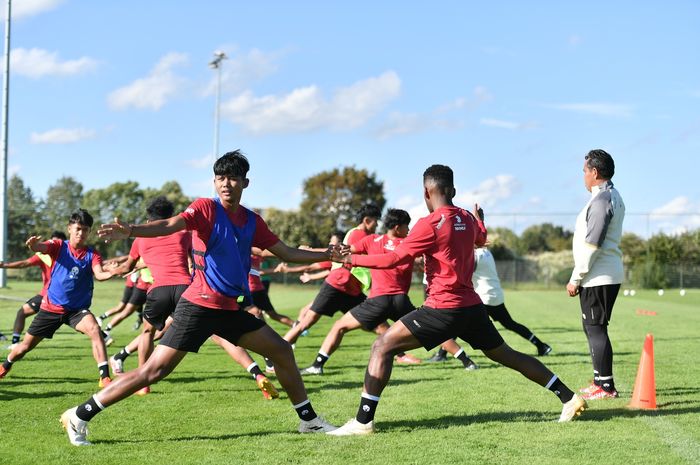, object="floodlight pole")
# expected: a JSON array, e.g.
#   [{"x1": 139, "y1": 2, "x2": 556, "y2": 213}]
[
  {"x1": 209, "y1": 51, "x2": 227, "y2": 179},
  {"x1": 0, "y1": 0, "x2": 12, "y2": 287}
]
